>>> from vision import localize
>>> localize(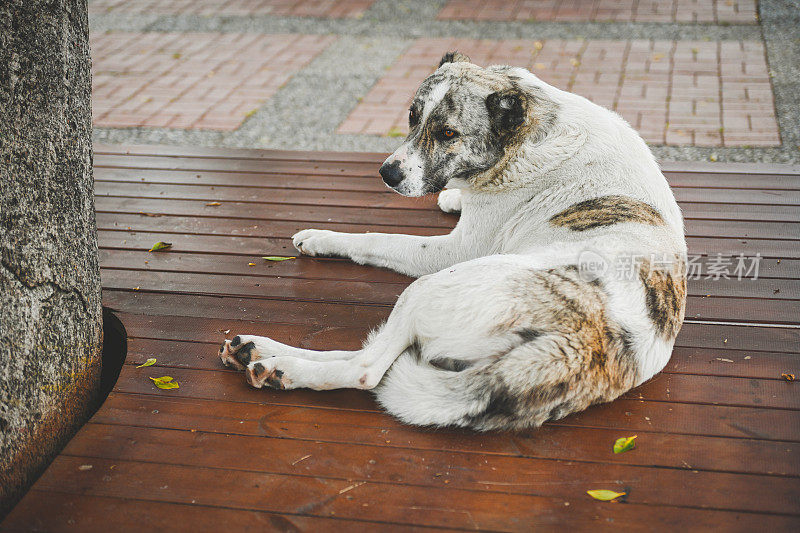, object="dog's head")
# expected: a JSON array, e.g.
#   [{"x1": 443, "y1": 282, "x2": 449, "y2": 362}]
[{"x1": 379, "y1": 51, "x2": 557, "y2": 196}]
